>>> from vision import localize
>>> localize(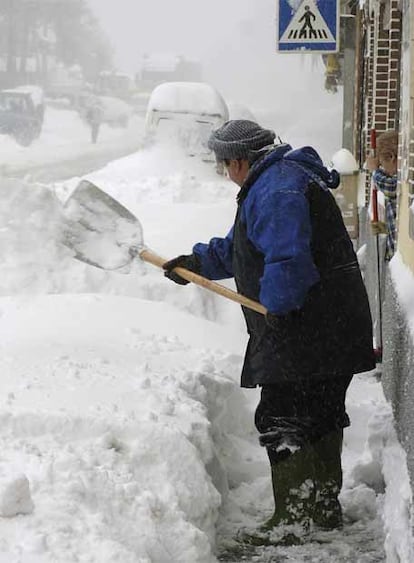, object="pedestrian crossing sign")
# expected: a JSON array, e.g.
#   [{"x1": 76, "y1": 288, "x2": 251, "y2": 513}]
[{"x1": 277, "y1": 0, "x2": 339, "y2": 53}]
